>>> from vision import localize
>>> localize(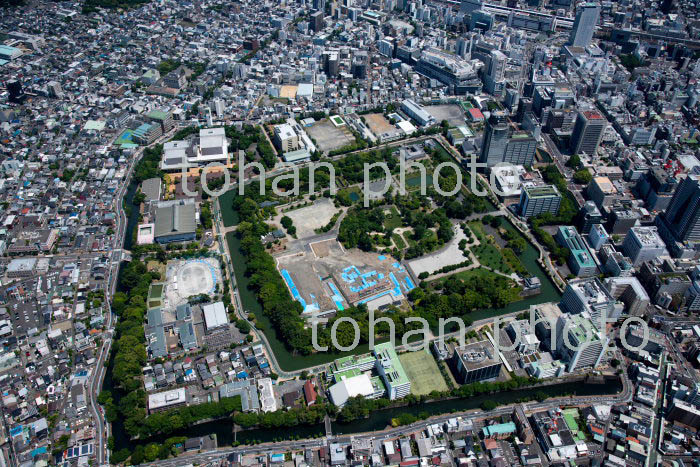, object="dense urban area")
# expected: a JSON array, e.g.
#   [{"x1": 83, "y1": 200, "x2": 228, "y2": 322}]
[{"x1": 0, "y1": 0, "x2": 700, "y2": 465}]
